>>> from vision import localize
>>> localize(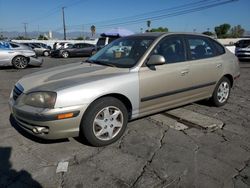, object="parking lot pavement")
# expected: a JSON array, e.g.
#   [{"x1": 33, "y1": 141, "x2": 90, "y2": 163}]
[{"x1": 0, "y1": 57, "x2": 250, "y2": 188}]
